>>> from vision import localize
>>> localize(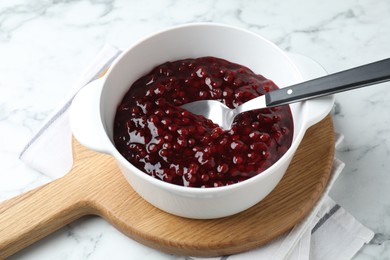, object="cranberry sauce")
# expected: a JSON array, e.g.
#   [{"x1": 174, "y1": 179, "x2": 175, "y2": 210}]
[{"x1": 114, "y1": 57, "x2": 293, "y2": 188}]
